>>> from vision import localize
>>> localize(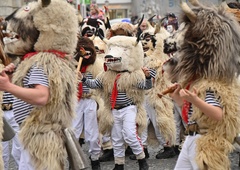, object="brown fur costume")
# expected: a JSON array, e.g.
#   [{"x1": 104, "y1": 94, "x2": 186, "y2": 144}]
[
  {"x1": 143, "y1": 28, "x2": 176, "y2": 146},
  {"x1": 163, "y1": 0, "x2": 240, "y2": 169},
  {"x1": 4, "y1": 0, "x2": 78, "y2": 169}
]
